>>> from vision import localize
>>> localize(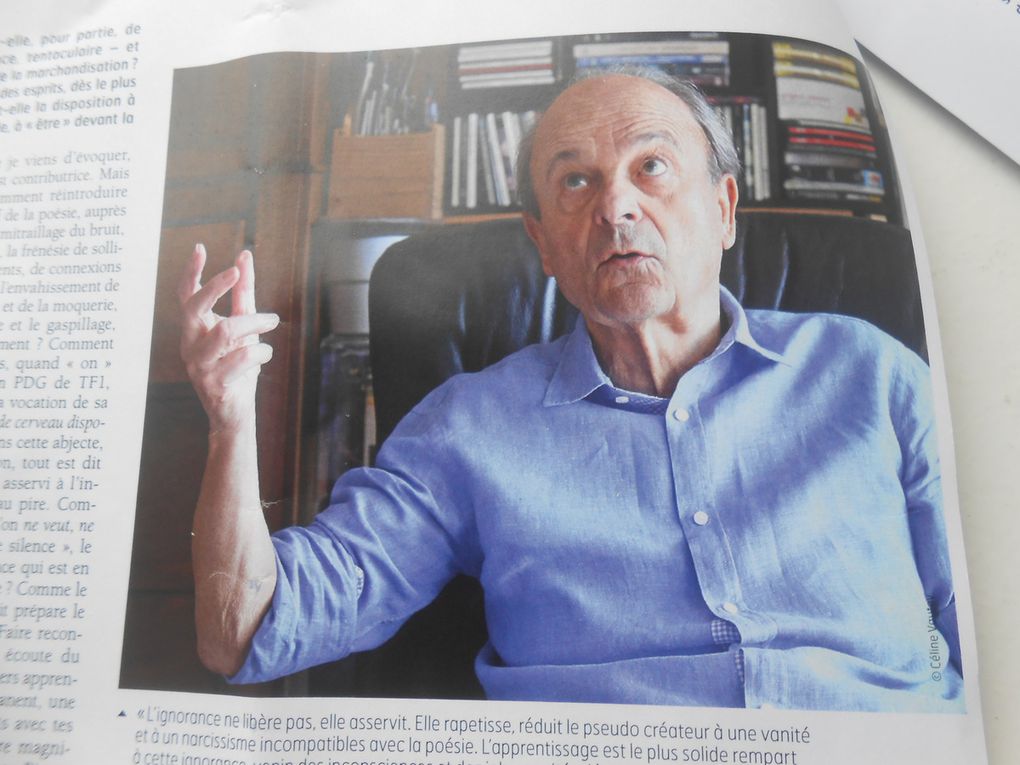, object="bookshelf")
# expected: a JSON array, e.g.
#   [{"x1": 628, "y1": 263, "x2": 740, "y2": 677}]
[{"x1": 328, "y1": 33, "x2": 904, "y2": 224}]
